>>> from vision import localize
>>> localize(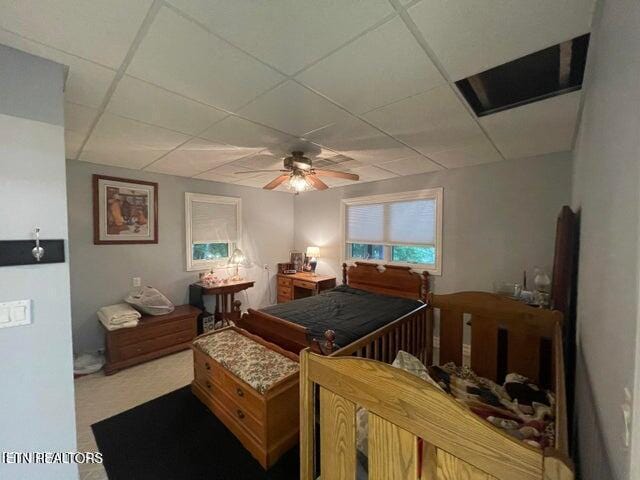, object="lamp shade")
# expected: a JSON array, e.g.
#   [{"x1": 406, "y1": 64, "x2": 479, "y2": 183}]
[
  {"x1": 228, "y1": 248, "x2": 245, "y2": 265},
  {"x1": 306, "y1": 246, "x2": 320, "y2": 257}
]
